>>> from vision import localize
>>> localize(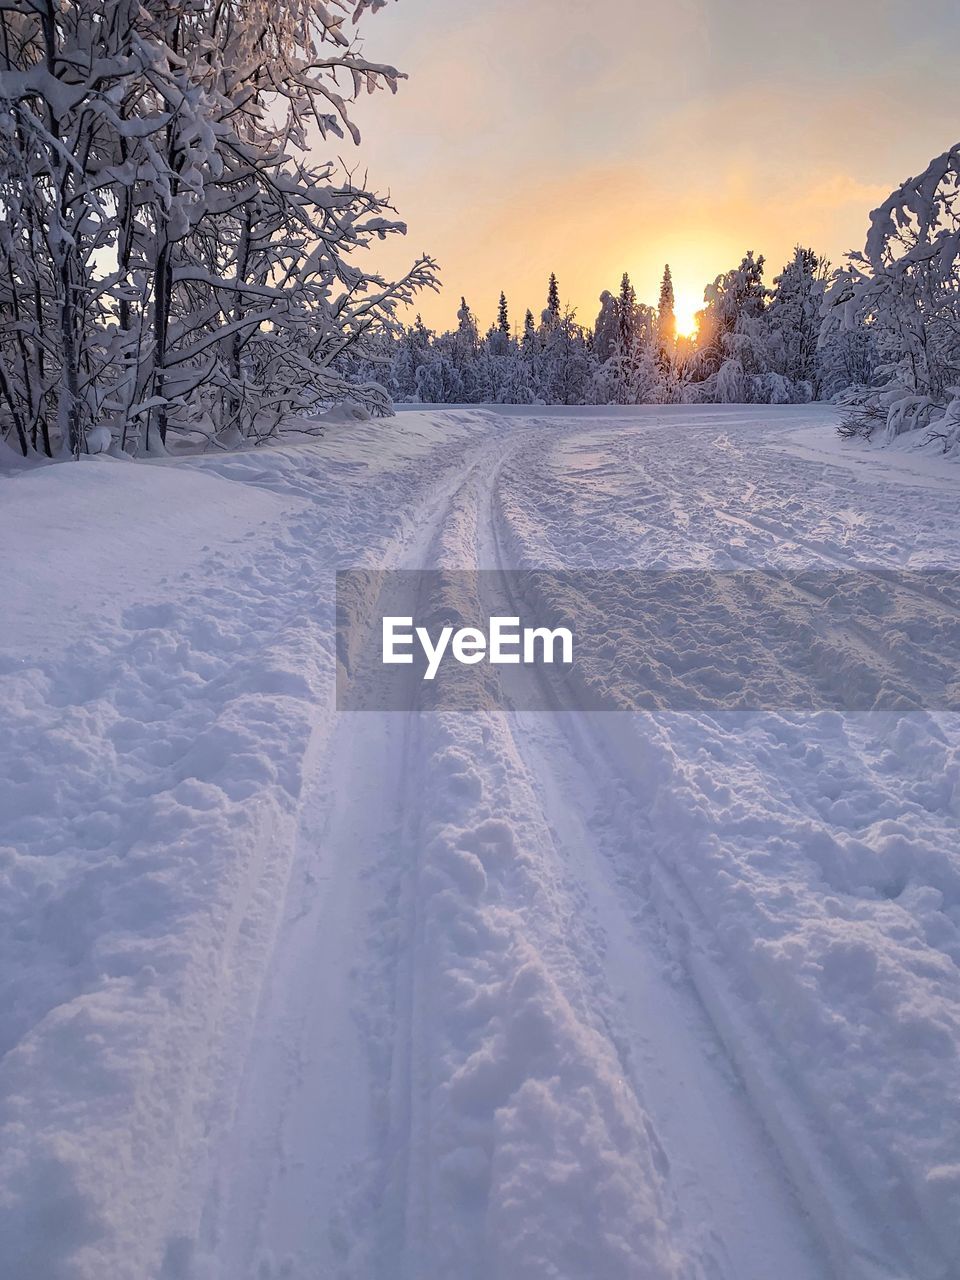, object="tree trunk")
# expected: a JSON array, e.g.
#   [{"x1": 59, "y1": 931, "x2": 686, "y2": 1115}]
[{"x1": 41, "y1": 1, "x2": 82, "y2": 457}]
